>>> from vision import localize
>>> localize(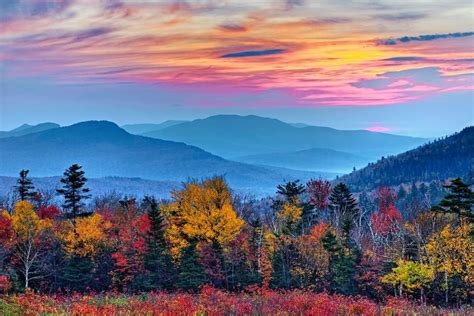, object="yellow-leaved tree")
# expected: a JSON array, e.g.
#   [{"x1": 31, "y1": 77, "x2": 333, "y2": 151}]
[
  {"x1": 59, "y1": 213, "x2": 112, "y2": 258},
  {"x1": 381, "y1": 259, "x2": 434, "y2": 302},
  {"x1": 10, "y1": 201, "x2": 52, "y2": 289},
  {"x1": 276, "y1": 202, "x2": 303, "y2": 236},
  {"x1": 167, "y1": 177, "x2": 244, "y2": 251},
  {"x1": 426, "y1": 223, "x2": 473, "y2": 304}
]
